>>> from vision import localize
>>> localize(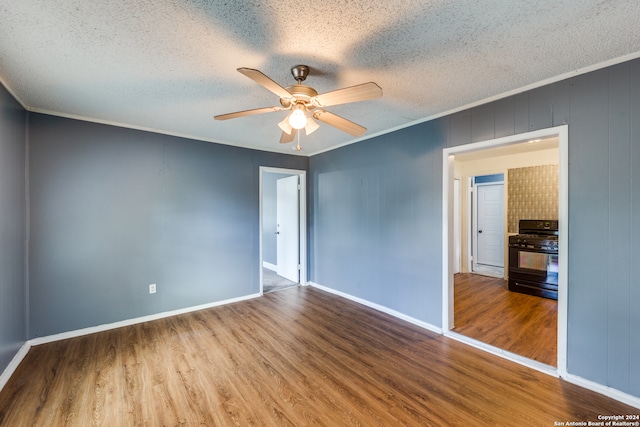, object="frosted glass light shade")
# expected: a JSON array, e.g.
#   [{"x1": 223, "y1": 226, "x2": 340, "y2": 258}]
[
  {"x1": 289, "y1": 109, "x2": 307, "y2": 129},
  {"x1": 278, "y1": 115, "x2": 293, "y2": 134},
  {"x1": 305, "y1": 116, "x2": 320, "y2": 135}
]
